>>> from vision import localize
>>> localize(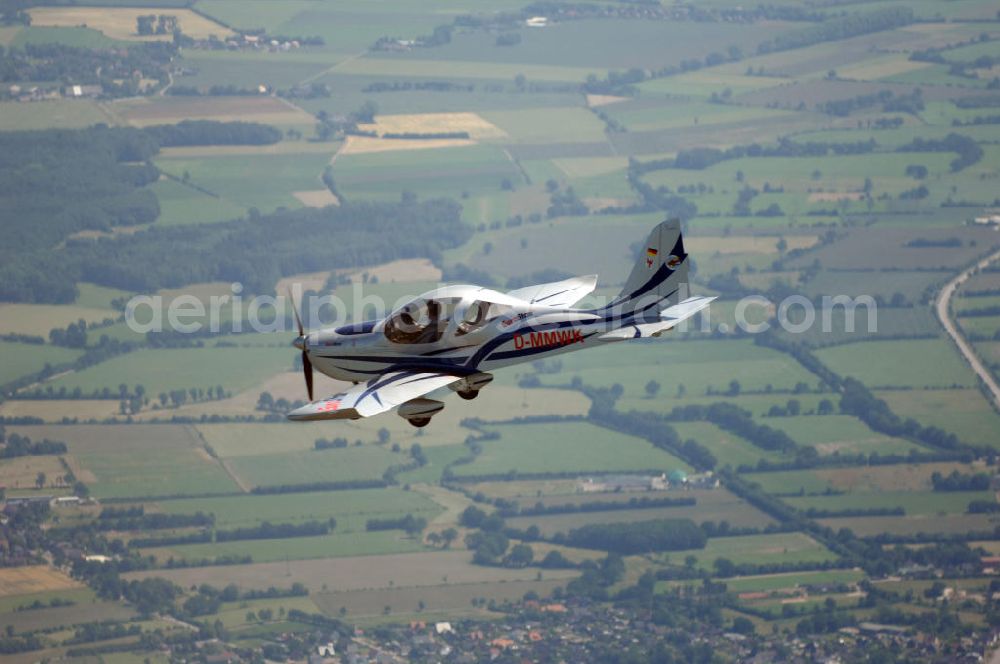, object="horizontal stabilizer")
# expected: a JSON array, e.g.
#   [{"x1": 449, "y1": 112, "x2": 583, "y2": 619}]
[
  {"x1": 507, "y1": 275, "x2": 598, "y2": 309},
  {"x1": 600, "y1": 295, "x2": 715, "y2": 340}
]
